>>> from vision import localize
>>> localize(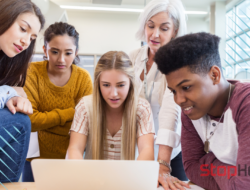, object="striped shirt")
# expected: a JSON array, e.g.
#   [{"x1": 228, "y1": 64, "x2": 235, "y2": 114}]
[{"x1": 70, "y1": 95, "x2": 155, "y2": 160}]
